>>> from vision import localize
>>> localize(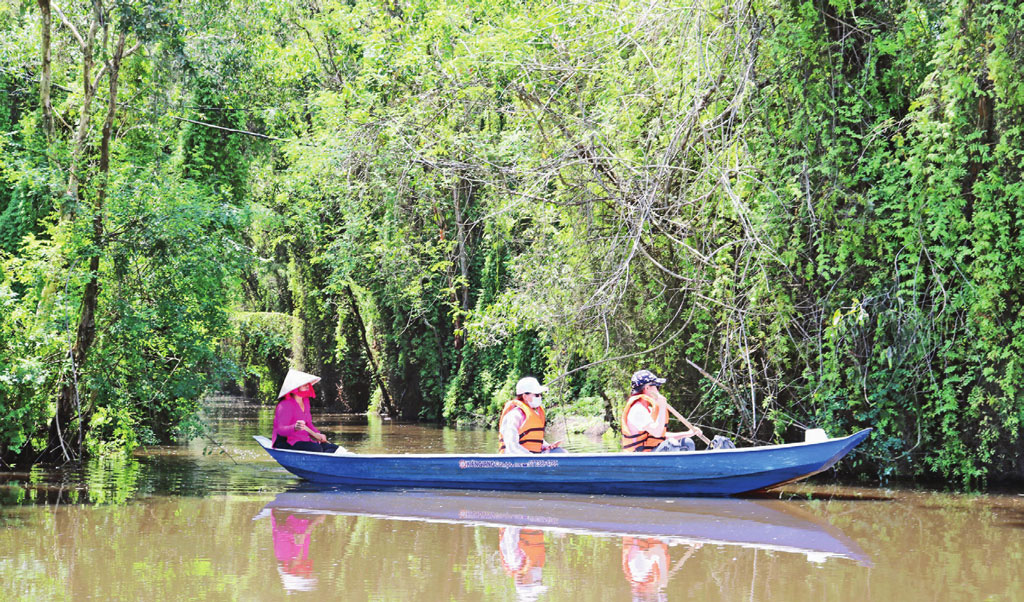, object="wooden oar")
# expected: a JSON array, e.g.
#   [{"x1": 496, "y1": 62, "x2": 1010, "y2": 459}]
[{"x1": 664, "y1": 402, "x2": 713, "y2": 448}]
